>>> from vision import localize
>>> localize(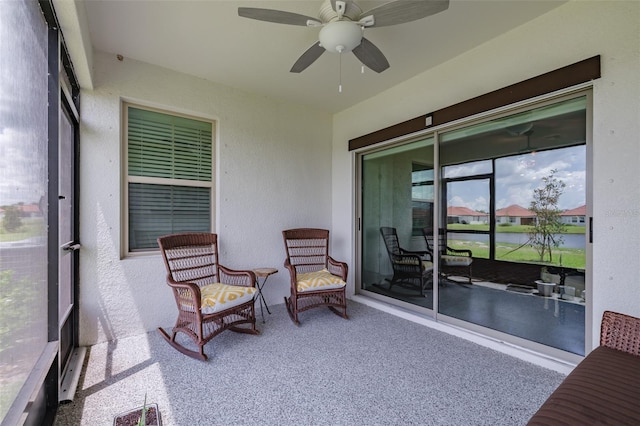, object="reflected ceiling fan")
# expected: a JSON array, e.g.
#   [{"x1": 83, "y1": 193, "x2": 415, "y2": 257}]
[{"x1": 238, "y1": 0, "x2": 450, "y2": 74}]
